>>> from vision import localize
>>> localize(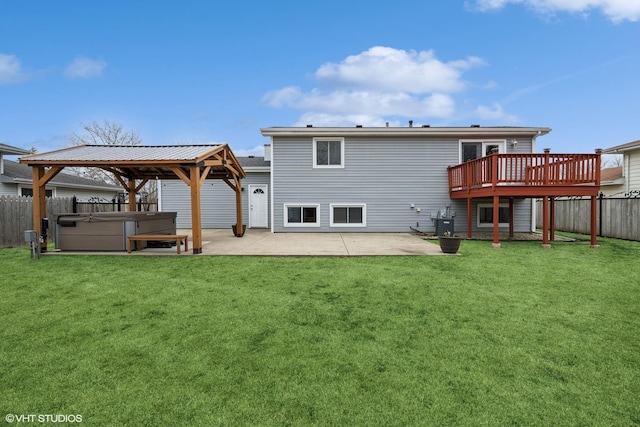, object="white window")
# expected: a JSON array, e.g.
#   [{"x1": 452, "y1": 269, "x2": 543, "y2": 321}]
[
  {"x1": 330, "y1": 204, "x2": 366, "y2": 227},
  {"x1": 284, "y1": 204, "x2": 320, "y2": 227},
  {"x1": 477, "y1": 203, "x2": 509, "y2": 228},
  {"x1": 313, "y1": 138, "x2": 344, "y2": 168}
]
